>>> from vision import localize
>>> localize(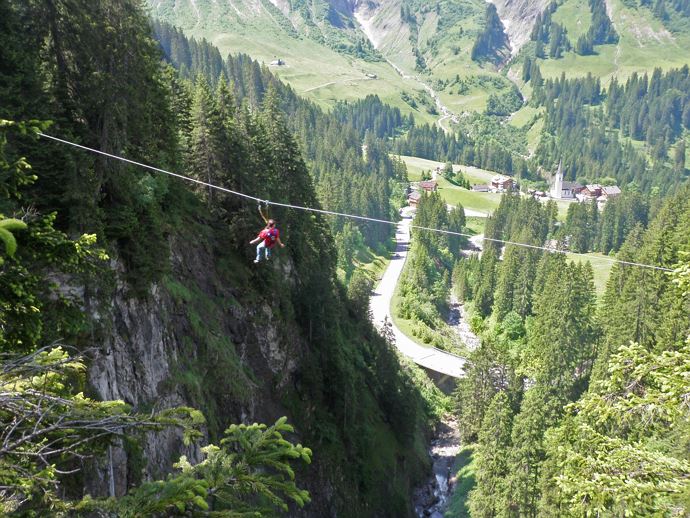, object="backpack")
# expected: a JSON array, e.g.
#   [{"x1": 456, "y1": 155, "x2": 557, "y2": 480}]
[{"x1": 263, "y1": 228, "x2": 278, "y2": 247}]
